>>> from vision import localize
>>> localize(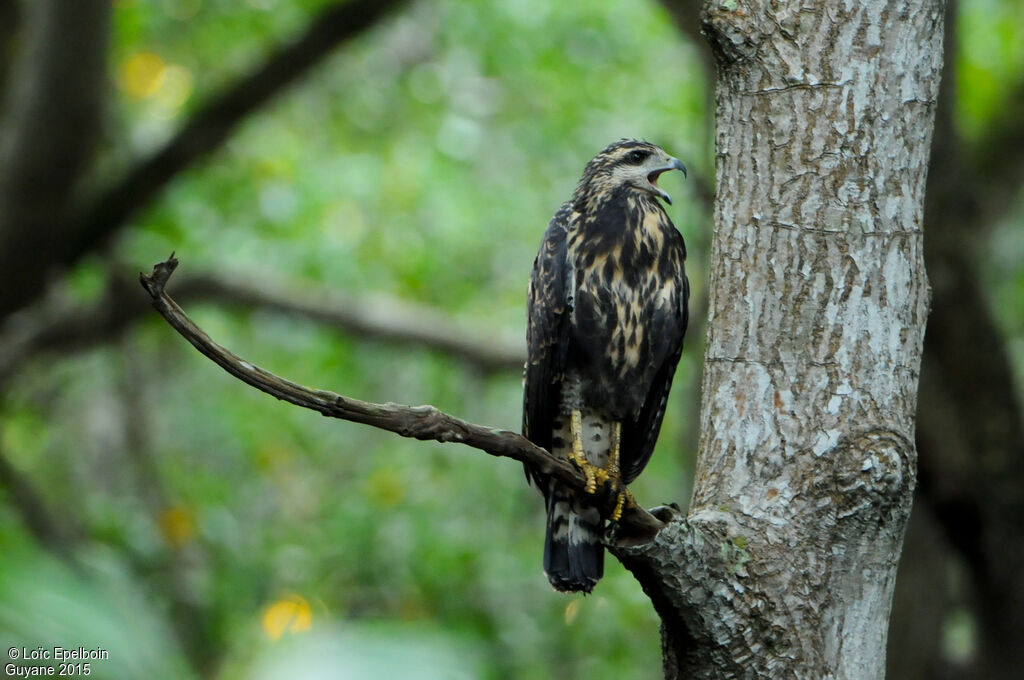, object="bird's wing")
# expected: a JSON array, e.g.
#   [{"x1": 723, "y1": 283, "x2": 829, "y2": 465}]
[
  {"x1": 621, "y1": 264, "x2": 689, "y2": 485},
  {"x1": 523, "y1": 204, "x2": 572, "y2": 485}
]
